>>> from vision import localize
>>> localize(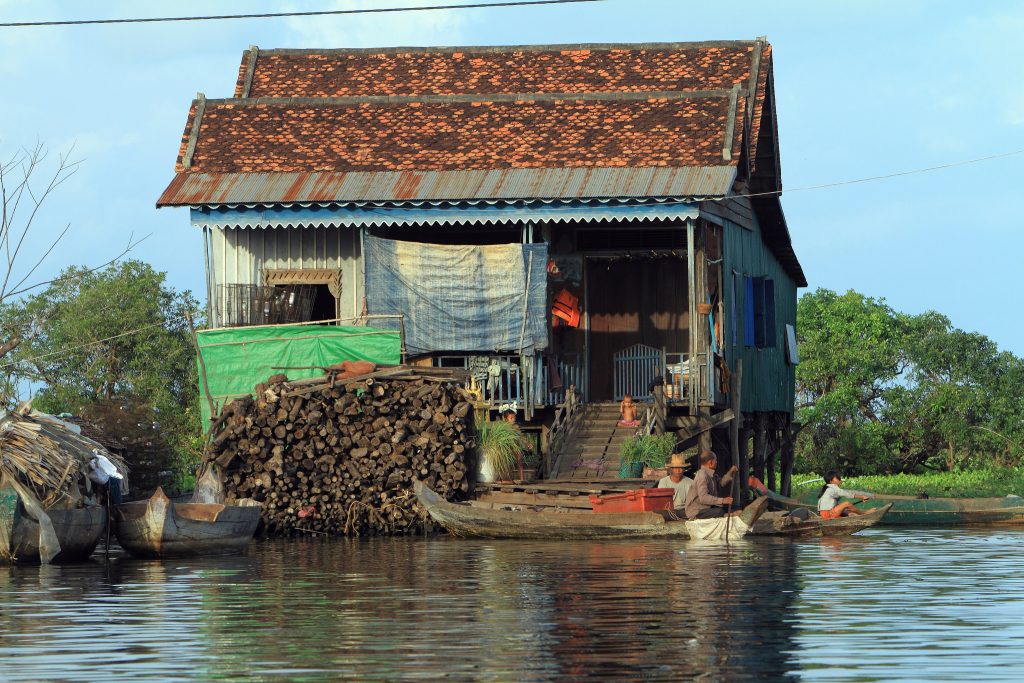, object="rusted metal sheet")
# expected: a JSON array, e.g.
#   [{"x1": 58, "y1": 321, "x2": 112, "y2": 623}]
[{"x1": 156, "y1": 166, "x2": 736, "y2": 207}]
